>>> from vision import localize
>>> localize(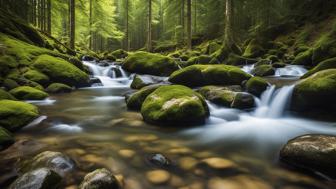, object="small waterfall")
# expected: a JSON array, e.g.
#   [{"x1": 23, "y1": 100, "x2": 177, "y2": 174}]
[
  {"x1": 275, "y1": 65, "x2": 308, "y2": 77},
  {"x1": 254, "y1": 85, "x2": 294, "y2": 118},
  {"x1": 242, "y1": 64, "x2": 255, "y2": 74},
  {"x1": 83, "y1": 61, "x2": 130, "y2": 87}
]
